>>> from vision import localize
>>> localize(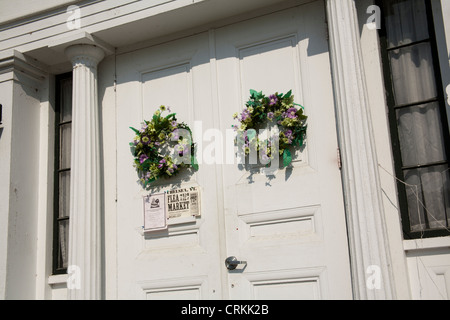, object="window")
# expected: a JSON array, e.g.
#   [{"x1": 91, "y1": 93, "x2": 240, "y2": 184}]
[
  {"x1": 53, "y1": 73, "x2": 72, "y2": 274},
  {"x1": 378, "y1": 0, "x2": 450, "y2": 238}
]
